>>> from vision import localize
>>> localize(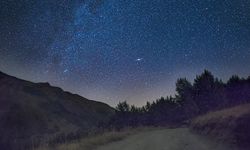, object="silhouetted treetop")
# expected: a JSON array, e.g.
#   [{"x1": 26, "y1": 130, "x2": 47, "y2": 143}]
[{"x1": 108, "y1": 70, "x2": 250, "y2": 128}]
